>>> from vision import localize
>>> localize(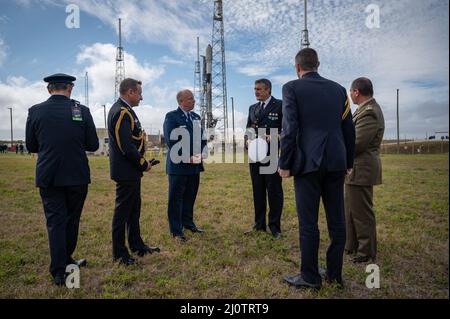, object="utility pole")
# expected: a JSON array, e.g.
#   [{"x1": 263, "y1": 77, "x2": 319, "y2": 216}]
[
  {"x1": 85, "y1": 72, "x2": 89, "y2": 107},
  {"x1": 231, "y1": 97, "x2": 236, "y2": 153},
  {"x1": 8, "y1": 107, "x2": 13, "y2": 148},
  {"x1": 396, "y1": 89, "x2": 400, "y2": 154},
  {"x1": 103, "y1": 105, "x2": 107, "y2": 129}
]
